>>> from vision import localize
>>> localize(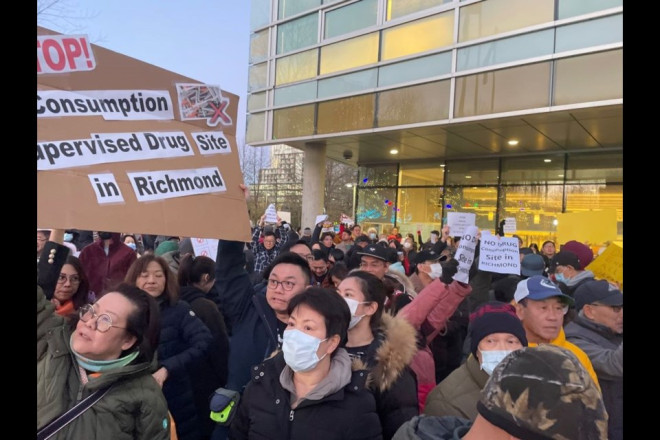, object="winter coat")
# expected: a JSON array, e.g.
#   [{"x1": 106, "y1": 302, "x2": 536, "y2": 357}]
[
  {"x1": 565, "y1": 313, "x2": 623, "y2": 440},
  {"x1": 78, "y1": 233, "x2": 137, "y2": 296},
  {"x1": 229, "y1": 350, "x2": 383, "y2": 440},
  {"x1": 393, "y1": 415, "x2": 471, "y2": 440},
  {"x1": 157, "y1": 298, "x2": 214, "y2": 440},
  {"x1": 179, "y1": 285, "x2": 231, "y2": 438},
  {"x1": 351, "y1": 314, "x2": 420, "y2": 440},
  {"x1": 424, "y1": 355, "x2": 488, "y2": 420},
  {"x1": 214, "y1": 240, "x2": 281, "y2": 392},
  {"x1": 37, "y1": 286, "x2": 170, "y2": 440}
]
